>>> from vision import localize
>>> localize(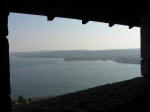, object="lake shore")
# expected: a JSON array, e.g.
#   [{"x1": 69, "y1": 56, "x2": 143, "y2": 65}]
[
  {"x1": 11, "y1": 49, "x2": 140, "y2": 65},
  {"x1": 64, "y1": 57, "x2": 140, "y2": 64}
]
